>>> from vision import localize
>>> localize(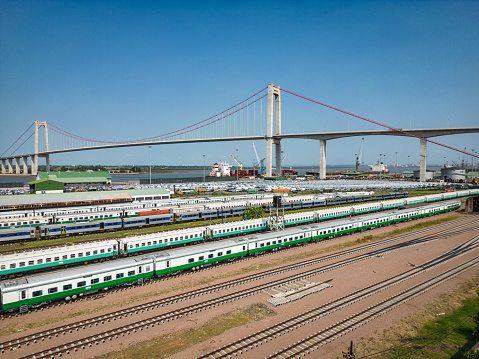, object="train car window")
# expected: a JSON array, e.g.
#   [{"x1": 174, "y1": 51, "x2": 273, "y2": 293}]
[
  {"x1": 260, "y1": 243, "x2": 265, "y2": 247},
  {"x1": 77, "y1": 281, "x2": 86, "y2": 287},
  {"x1": 226, "y1": 250, "x2": 231, "y2": 254},
  {"x1": 108, "y1": 248, "x2": 112, "y2": 252},
  {"x1": 128, "y1": 271, "x2": 135, "y2": 276},
  {"x1": 37, "y1": 259, "x2": 43, "y2": 264},
  {"x1": 141, "y1": 243, "x2": 146, "y2": 247},
  {"x1": 104, "y1": 275, "x2": 112, "y2": 281},
  {"x1": 28, "y1": 260, "x2": 34, "y2": 266},
  {"x1": 78, "y1": 253, "x2": 83, "y2": 258},
  {"x1": 93, "y1": 250, "x2": 98, "y2": 255},
  {"x1": 32, "y1": 290, "x2": 42, "y2": 297},
  {"x1": 188, "y1": 258, "x2": 194, "y2": 263},
  {"x1": 217, "y1": 252, "x2": 223, "y2": 256},
  {"x1": 63, "y1": 284, "x2": 72, "y2": 290},
  {"x1": 91, "y1": 278, "x2": 99, "y2": 284},
  {"x1": 48, "y1": 287, "x2": 58, "y2": 294},
  {"x1": 116, "y1": 273, "x2": 124, "y2": 279},
  {"x1": 208, "y1": 254, "x2": 214, "y2": 259},
  {"x1": 10, "y1": 263, "x2": 16, "y2": 269},
  {"x1": 70, "y1": 254, "x2": 75, "y2": 259},
  {"x1": 199, "y1": 256, "x2": 204, "y2": 260},
  {"x1": 63, "y1": 255, "x2": 68, "y2": 260}
]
